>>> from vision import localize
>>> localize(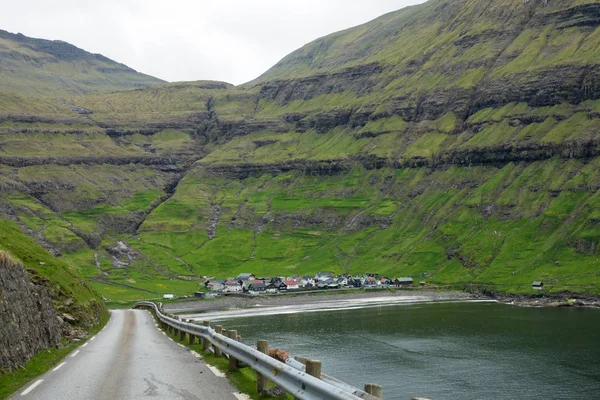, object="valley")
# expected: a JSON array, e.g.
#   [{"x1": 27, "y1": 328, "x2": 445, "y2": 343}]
[{"x1": 1, "y1": 0, "x2": 599, "y2": 303}]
